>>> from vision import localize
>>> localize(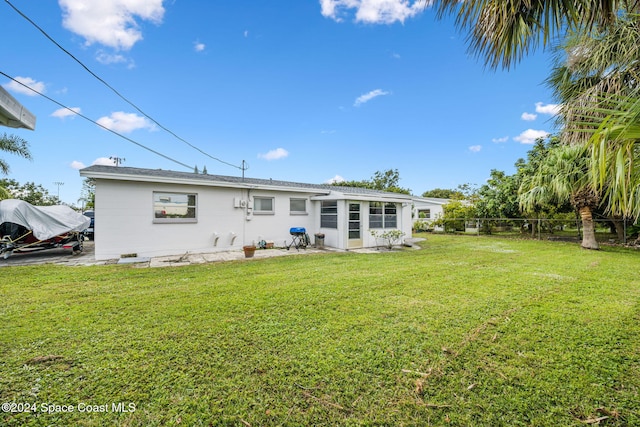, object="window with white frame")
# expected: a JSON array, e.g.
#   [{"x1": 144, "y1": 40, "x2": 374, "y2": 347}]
[
  {"x1": 369, "y1": 202, "x2": 383, "y2": 228},
  {"x1": 384, "y1": 203, "x2": 397, "y2": 228},
  {"x1": 320, "y1": 200, "x2": 338, "y2": 228},
  {"x1": 153, "y1": 192, "x2": 197, "y2": 223},
  {"x1": 369, "y1": 202, "x2": 397, "y2": 229},
  {"x1": 419, "y1": 209, "x2": 431, "y2": 219},
  {"x1": 253, "y1": 196, "x2": 274, "y2": 214},
  {"x1": 290, "y1": 198, "x2": 307, "y2": 214}
]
